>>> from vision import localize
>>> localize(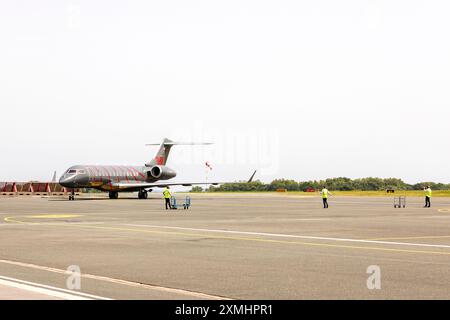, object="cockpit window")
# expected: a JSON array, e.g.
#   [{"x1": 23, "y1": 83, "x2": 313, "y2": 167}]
[{"x1": 66, "y1": 169, "x2": 86, "y2": 175}]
